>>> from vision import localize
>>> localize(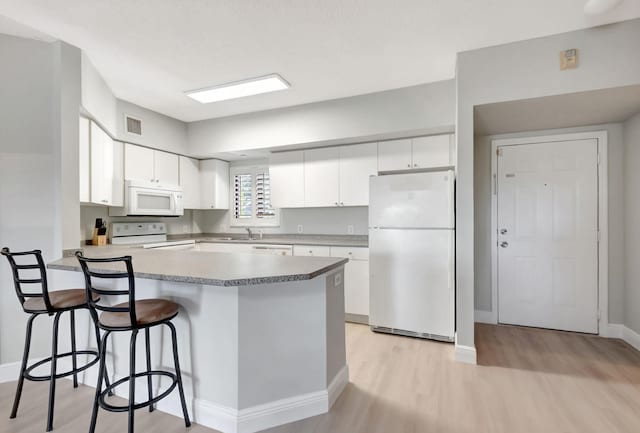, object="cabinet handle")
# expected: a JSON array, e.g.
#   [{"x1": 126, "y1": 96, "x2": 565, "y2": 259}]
[
  {"x1": 334, "y1": 202, "x2": 338, "y2": 206},
  {"x1": 407, "y1": 164, "x2": 411, "y2": 168},
  {"x1": 414, "y1": 164, "x2": 418, "y2": 167},
  {"x1": 309, "y1": 250, "x2": 313, "y2": 254},
  {"x1": 340, "y1": 202, "x2": 344, "y2": 206}
]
